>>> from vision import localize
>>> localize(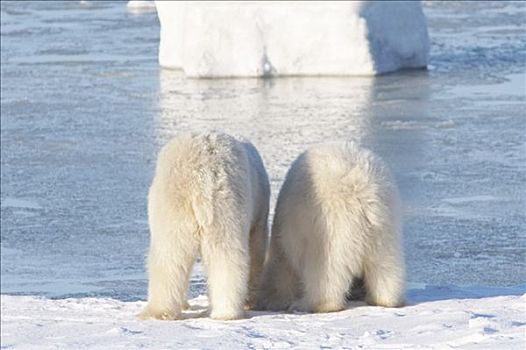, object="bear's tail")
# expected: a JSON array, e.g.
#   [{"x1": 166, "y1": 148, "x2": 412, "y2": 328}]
[
  {"x1": 191, "y1": 181, "x2": 214, "y2": 229},
  {"x1": 188, "y1": 133, "x2": 223, "y2": 230}
]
